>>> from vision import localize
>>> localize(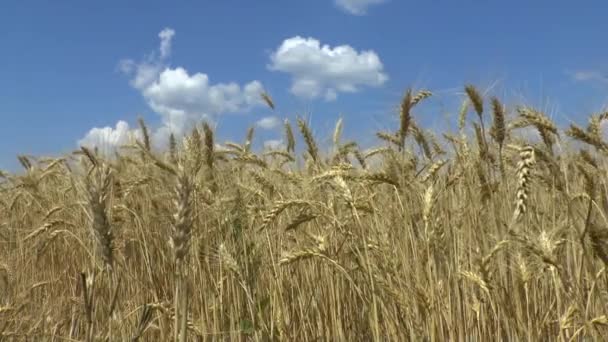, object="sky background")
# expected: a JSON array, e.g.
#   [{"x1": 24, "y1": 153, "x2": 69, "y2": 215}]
[{"x1": 2, "y1": 1, "x2": 608, "y2": 171}]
